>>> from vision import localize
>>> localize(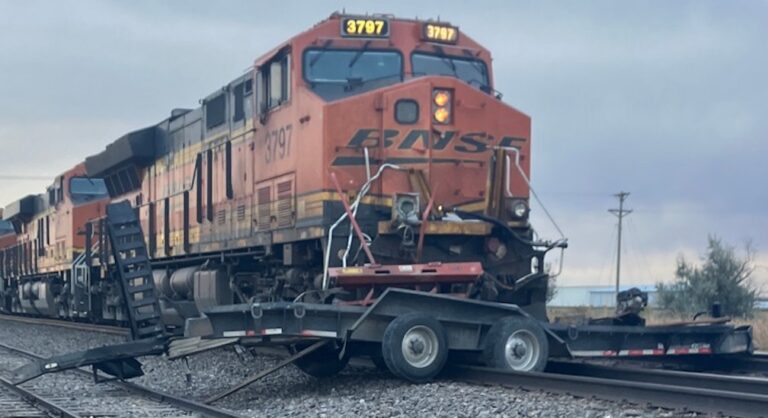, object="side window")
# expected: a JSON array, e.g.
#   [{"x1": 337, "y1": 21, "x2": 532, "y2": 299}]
[
  {"x1": 205, "y1": 94, "x2": 226, "y2": 130},
  {"x1": 225, "y1": 141, "x2": 233, "y2": 199},
  {"x1": 48, "y1": 187, "x2": 56, "y2": 206},
  {"x1": 258, "y1": 50, "x2": 291, "y2": 117},
  {"x1": 233, "y1": 79, "x2": 253, "y2": 123},
  {"x1": 196, "y1": 153, "x2": 203, "y2": 224},
  {"x1": 206, "y1": 149, "x2": 213, "y2": 222},
  {"x1": 47, "y1": 177, "x2": 64, "y2": 206}
]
